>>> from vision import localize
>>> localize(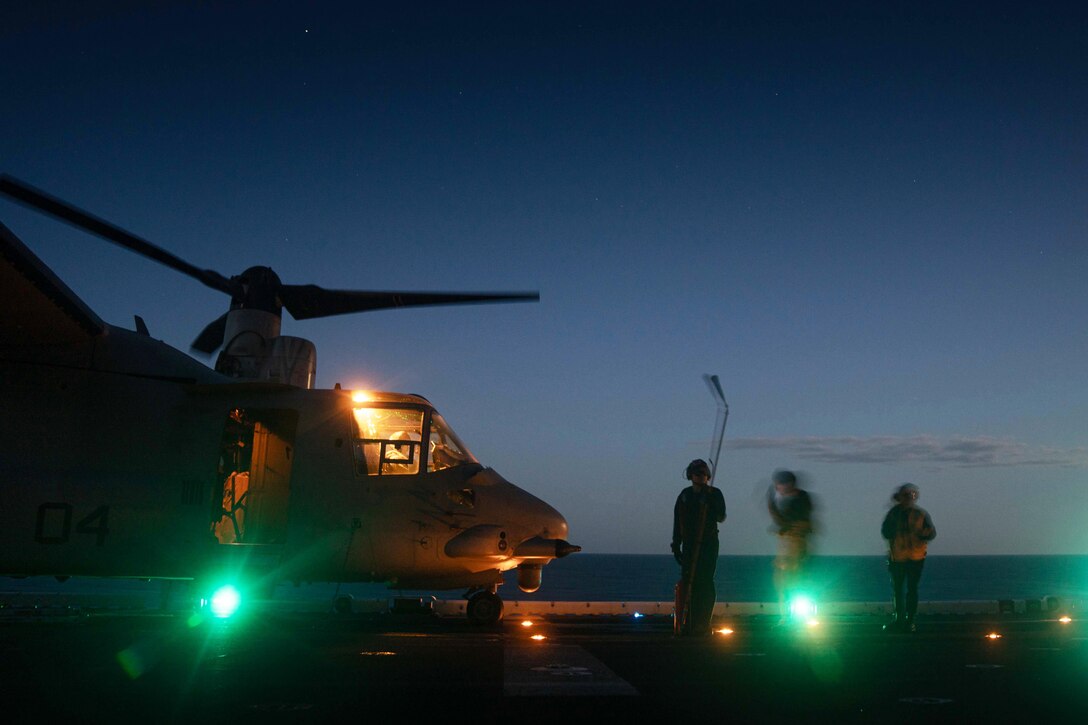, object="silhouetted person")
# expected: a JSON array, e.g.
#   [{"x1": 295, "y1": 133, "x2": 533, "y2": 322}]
[
  {"x1": 881, "y1": 483, "x2": 936, "y2": 632},
  {"x1": 672, "y1": 458, "x2": 726, "y2": 635},
  {"x1": 767, "y1": 469, "x2": 813, "y2": 621}
]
